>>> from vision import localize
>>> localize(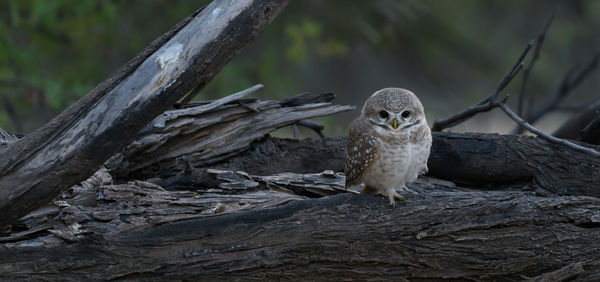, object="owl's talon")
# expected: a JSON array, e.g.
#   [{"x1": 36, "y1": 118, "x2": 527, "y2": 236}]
[{"x1": 382, "y1": 190, "x2": 404, "y2": 205}]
